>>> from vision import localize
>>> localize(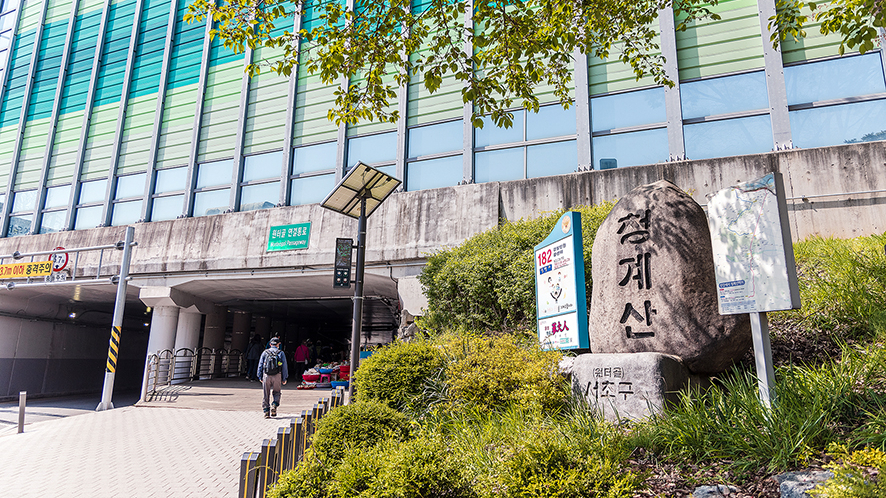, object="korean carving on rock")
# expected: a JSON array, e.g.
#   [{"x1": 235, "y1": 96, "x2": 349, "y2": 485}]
[{"x1": 589, "y1": 180, "x2": 751, "y2": 374}]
